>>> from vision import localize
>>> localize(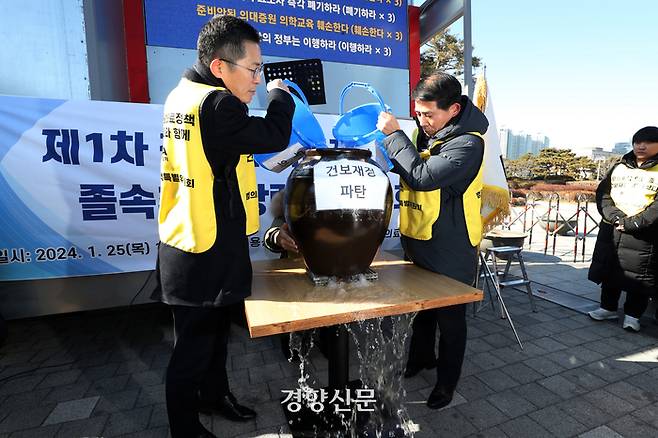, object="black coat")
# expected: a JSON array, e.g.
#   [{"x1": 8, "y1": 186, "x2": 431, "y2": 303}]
[
  {"x1": 153, "y1": 63, "x2": 294, "y2": 307},
  {"x1": 382, "y1": 96, "x2": 488, "y2": 285},
  {"x1": 588, "y1": 152, "x2": 658, "y2": 296}
]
